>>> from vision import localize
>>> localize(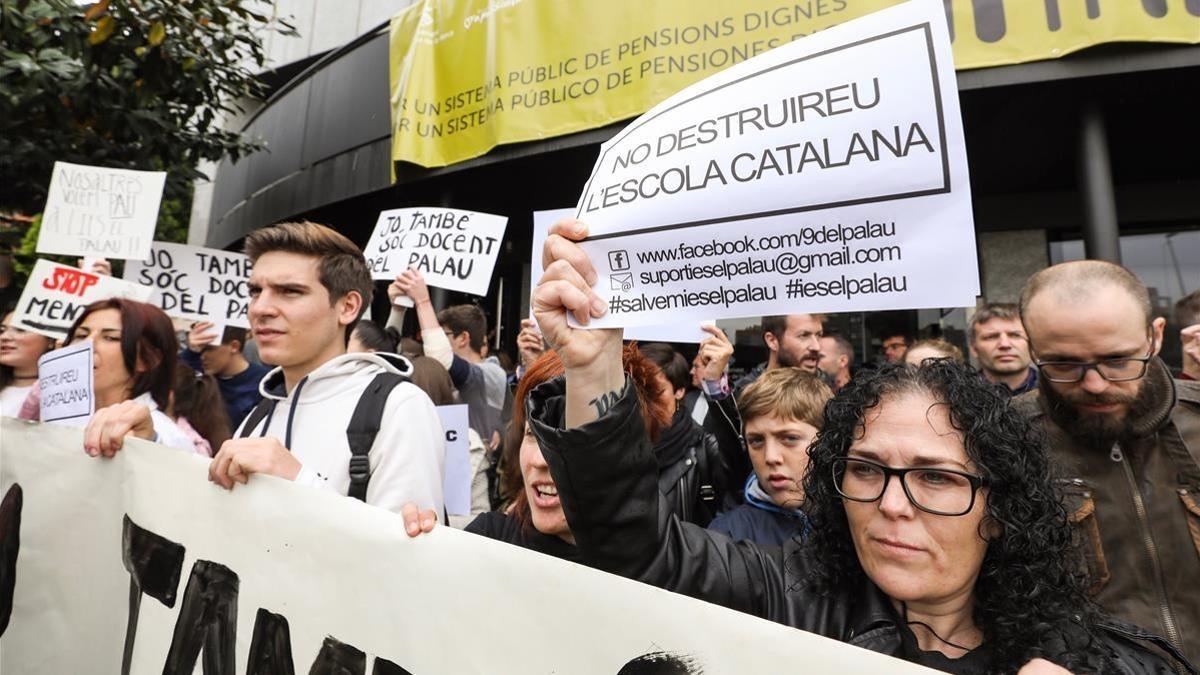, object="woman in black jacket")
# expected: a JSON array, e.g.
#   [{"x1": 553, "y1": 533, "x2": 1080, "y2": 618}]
[{"x1": 495, "y1": 219, "x2": 1191, "y2": 674}]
